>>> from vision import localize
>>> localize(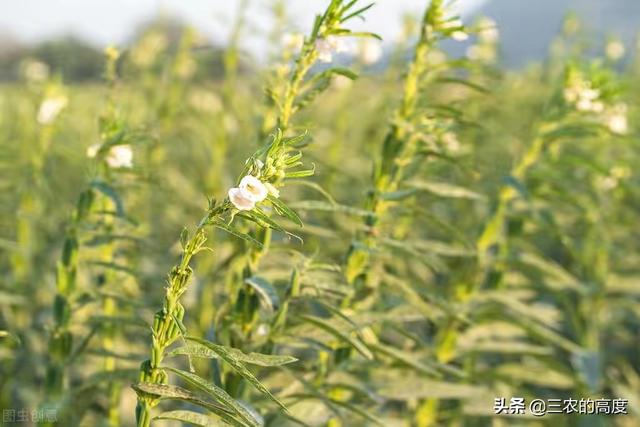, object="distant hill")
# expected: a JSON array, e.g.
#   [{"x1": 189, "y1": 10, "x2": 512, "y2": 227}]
[{"x1": 474, "y1": 0, "x2": 640, "y2": 67}]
